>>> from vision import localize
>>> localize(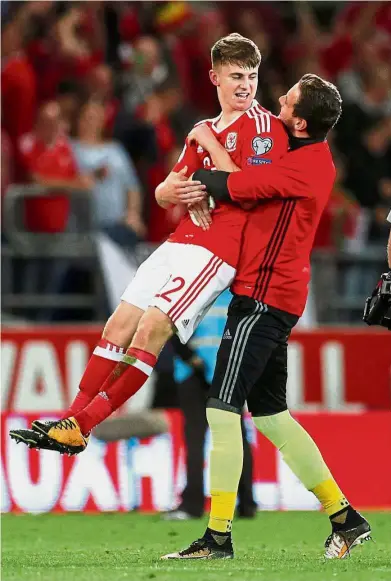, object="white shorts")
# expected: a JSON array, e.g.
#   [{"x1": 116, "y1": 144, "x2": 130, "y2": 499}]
[{"x1": 121, "y1": 241, "x2": 235, "y2": 343}]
